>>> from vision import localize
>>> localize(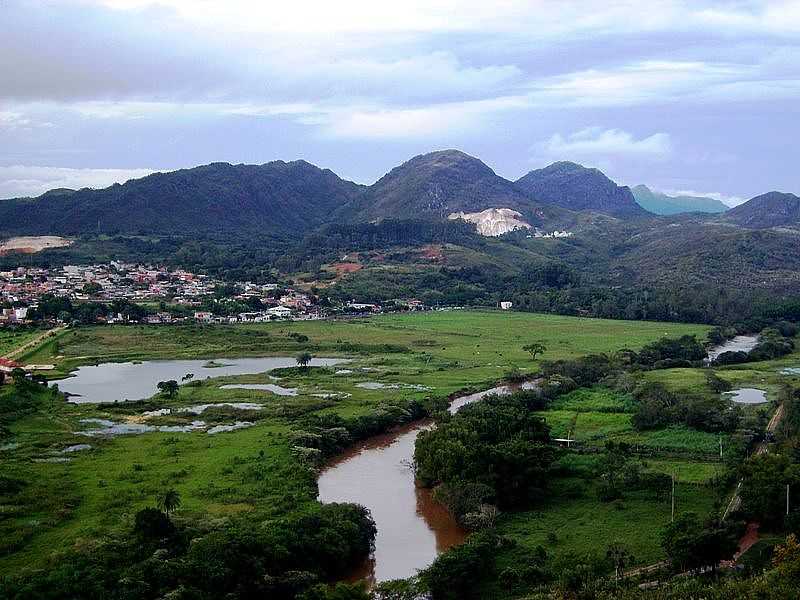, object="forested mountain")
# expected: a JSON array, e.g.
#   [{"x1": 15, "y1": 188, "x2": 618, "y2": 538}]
[
  {"x1": 0, "y1": 161, "x2": 365, "y2": 236},
  {"x1": 341, "y1": 149, "x2": 563, "y2": 225},
  {"x1": 631, "y1": 185, "x2": 728, "y2": 215},
  {"x1": 1, "y1": 150, "x2": 799, "y2": 305},
  {"x1": 515, "y1": 161, "x2": 647, "y2": 218},
  {"x1": 724, "y1": 191, "x2": 800, "y2": 228}
]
